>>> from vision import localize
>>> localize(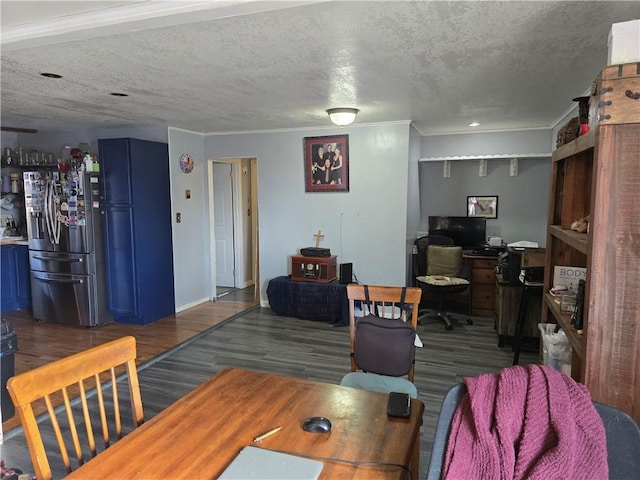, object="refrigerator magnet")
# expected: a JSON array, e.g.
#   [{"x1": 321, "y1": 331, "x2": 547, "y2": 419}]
[{"x1": 180, "y1": 154, "x2": 194, "y2": 174}]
